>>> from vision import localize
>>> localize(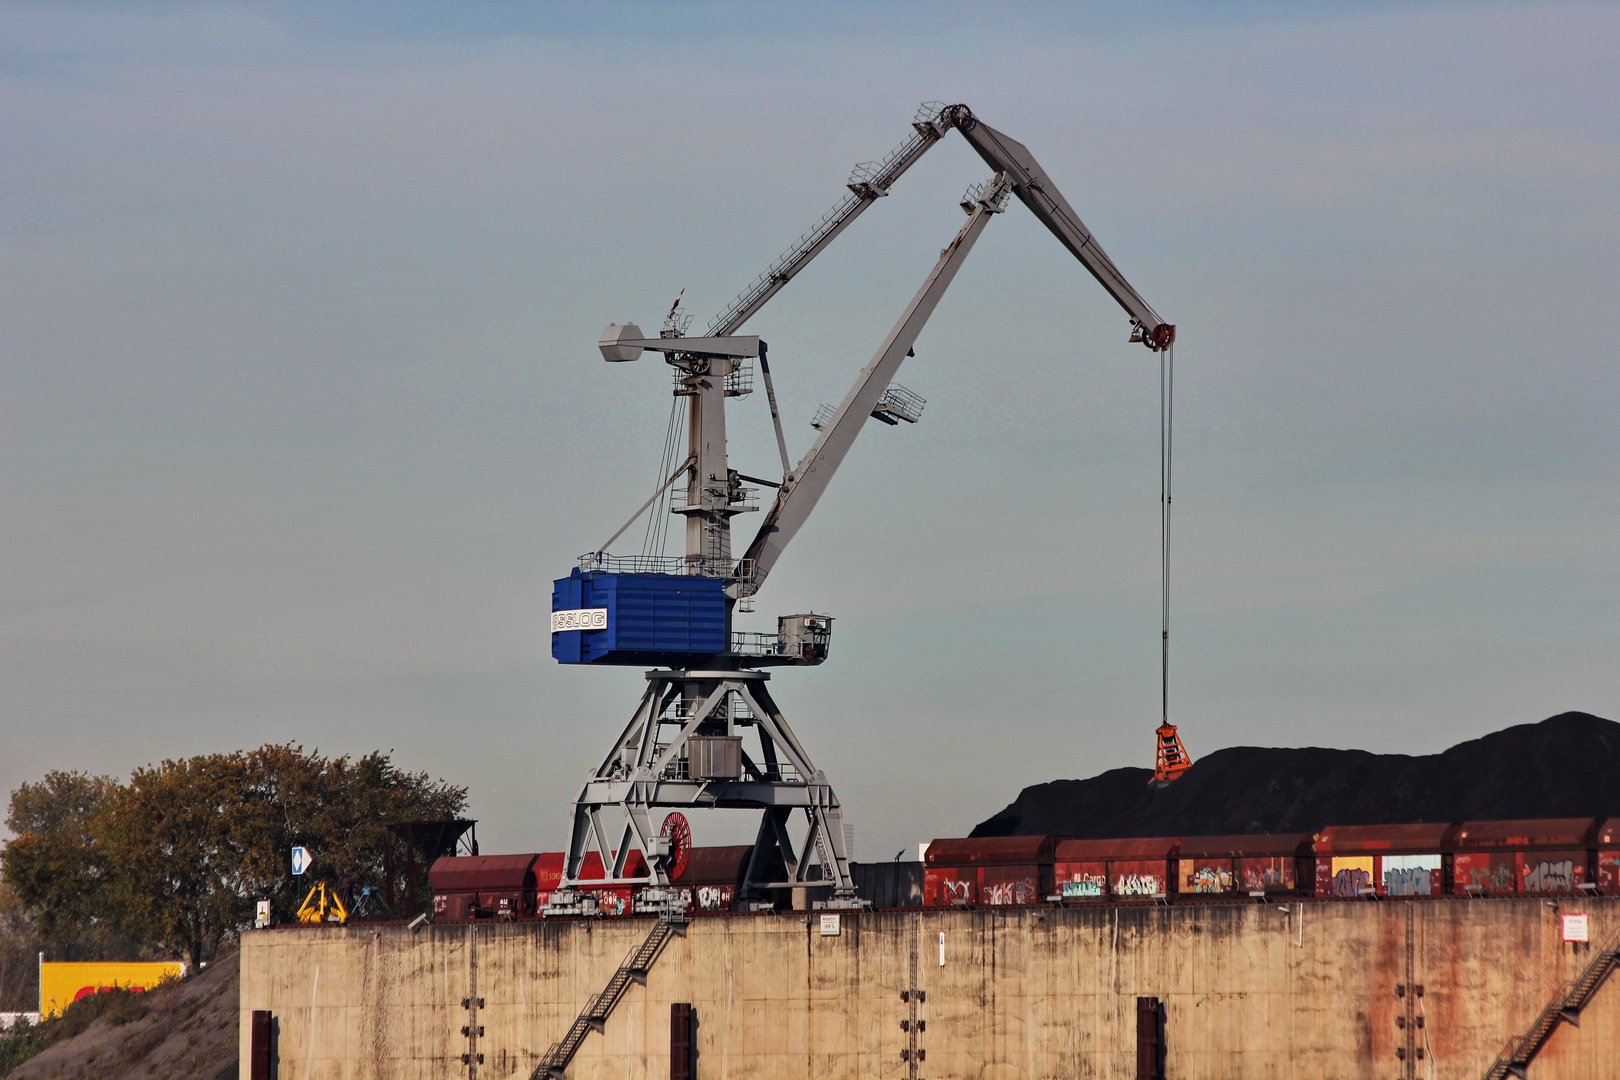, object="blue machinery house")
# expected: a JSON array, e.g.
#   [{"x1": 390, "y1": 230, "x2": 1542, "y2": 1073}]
[{"x1": 551, "y1": 568, "x2": 728, "y2": 666}]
